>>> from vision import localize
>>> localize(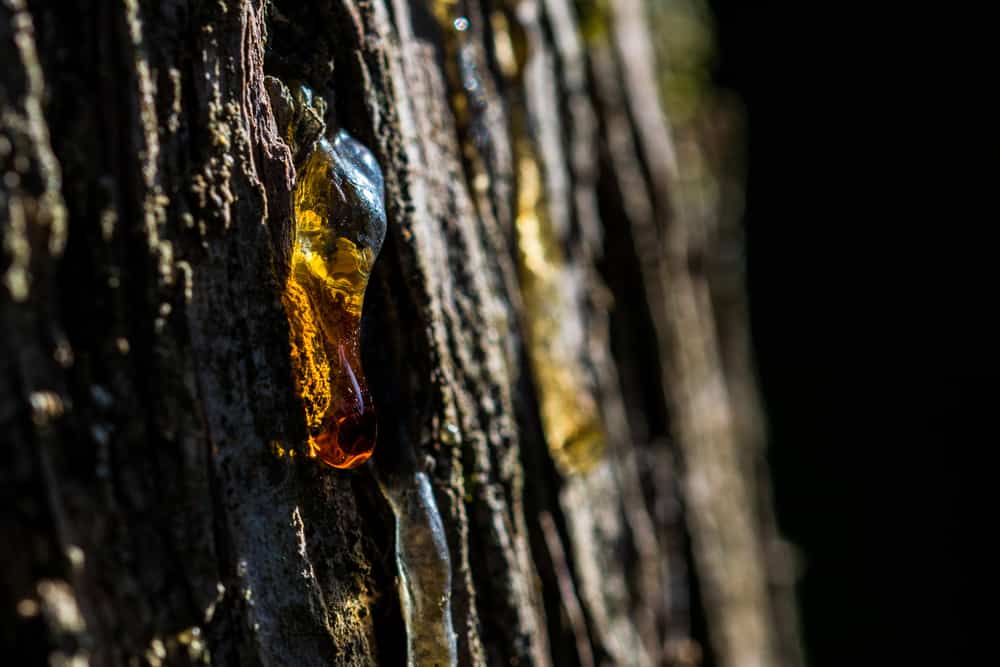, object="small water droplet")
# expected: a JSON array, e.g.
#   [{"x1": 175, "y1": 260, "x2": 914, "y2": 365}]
[{"x1": 90, "y1": 384, "x2": 114, "y2": 409}]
